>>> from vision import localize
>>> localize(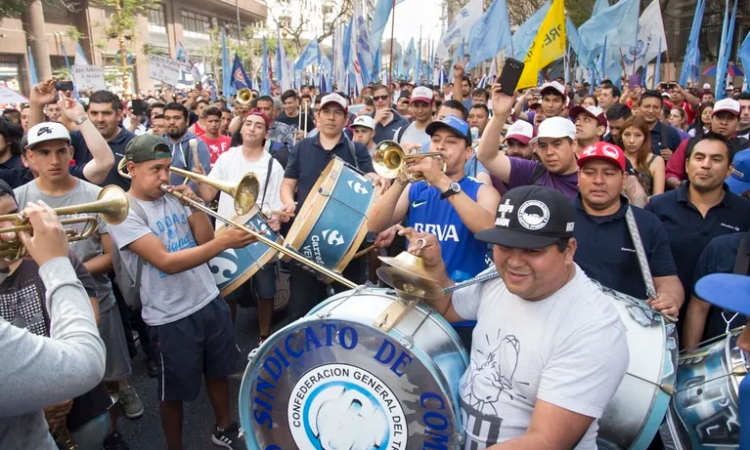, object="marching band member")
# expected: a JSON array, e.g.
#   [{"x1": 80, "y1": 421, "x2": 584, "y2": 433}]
[
  {"x1": 408, "y1": 185, "x2": 629, "y2": 450},
  {"x1": 194, "y1": 109, "x2": 284, "y2": 344},
  {"x1": 108, "y1": 134, "x2": 256, "y2": 450}
]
